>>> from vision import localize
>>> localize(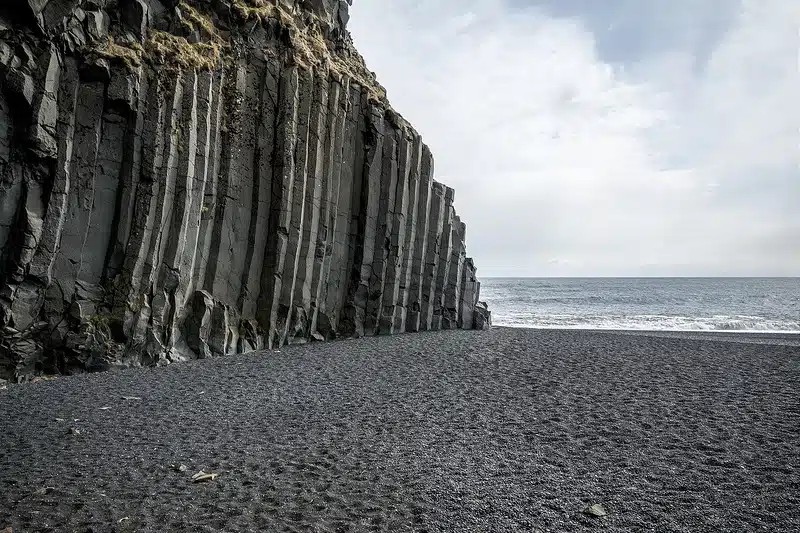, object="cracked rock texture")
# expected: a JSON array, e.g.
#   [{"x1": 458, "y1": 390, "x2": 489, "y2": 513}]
[{"x1": 0, "y1": 0, "x2": 490, "y2": 381}]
